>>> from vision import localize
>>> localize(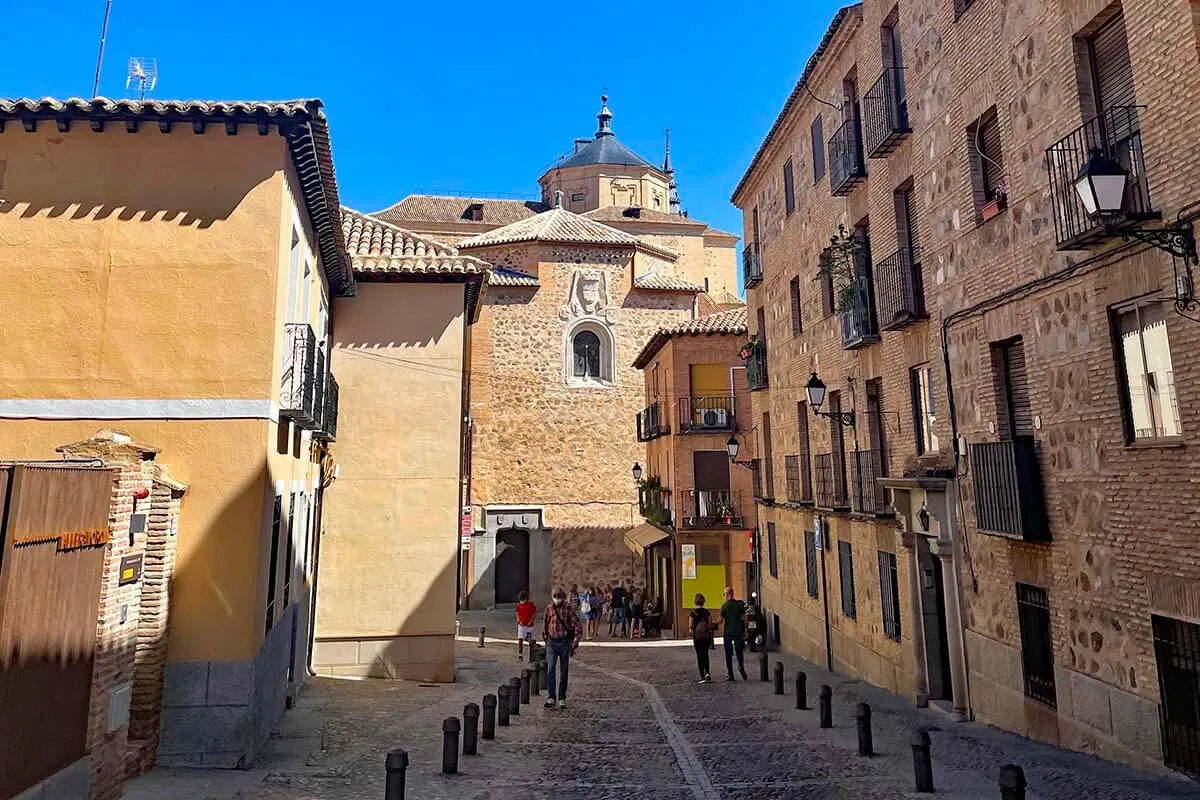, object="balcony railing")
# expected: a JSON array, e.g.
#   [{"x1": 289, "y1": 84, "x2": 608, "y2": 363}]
[
  {"x1": 840, "y1": 277, "x2": 881, "y2": 349},
  {"x1": 636, "y1": 402, "x2": 670, "y2": 442},
  {"x1": 746, "y1": 340, "x2": 769, "y2": 391},
  {"x1": 678, "y1": 396, "x2": 736, "y2": 433},
  {"x1": 1045, "y1": 105, "x2": 1158, "y2": 251},
  {"x1": 814, "y1": 453, "x2": 849, "y2": 510},
  {"x1": 850, "y1": 449, "x2": 889, "y2": 515},
  {"x1": 639, "y1": 482, "x2": 673, "y2": 529},
  {"x1": 969, "y1": 436, "x2": 1050, "y2": 541},
  {"x1": 682, "y1": 490, "x2": 745, "y2": 529},
  {"x1": 743, "y1": 243, "x2": 763, "y2": 288},
  {"x1": 313, "y1": 372, "x2": 339, "y2": 441},
  {"x1": 784, "y1": 455, "x2": 813, "y2": 504},
  {"x1": 280, "y1": 323, "x2": 318, "y2": 425},
  {"x1": 312, "y1": 347, "x2": 326, "y2": 429},
  {"x1": 875, "y1": 246, "x2": 925, "y2": 331},
  {"x1": 829, "y1": 117, "x2": 867, "y2": 197},
  {"x1": 863, "y1": 68, "x2": 910, "y2": 158}
]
